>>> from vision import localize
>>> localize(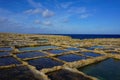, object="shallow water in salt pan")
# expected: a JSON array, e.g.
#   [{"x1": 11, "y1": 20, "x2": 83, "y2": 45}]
[
  {"x1": 47, "y1": 69, "x2": 91, "y2": 80},
  {"x1": 47, "y1": 49, "x2": 67, "y2": 54},
  {"x1": 28, "y1": 58, "x2": 63, "y2": 70},
  {"x1": 0, "y1": 66, "x2": 38, "y2": 80},
  {"x1": 86, "y1": 46, "x2": 104, "y2": 50},
  {"x1": 0, "y1": 52, "x2": 10, "y2": 57},
  {"x1": 0, "y1": 47, "x2": 12, "y2": 51},
  {"x1": 57, "y1": 54, "x2": 87, "y2": 62},
  {"x1": 16, "y1": 52, "x2": 47, "y2": 59},
  {"x1": 66, "y1": 47, "x2": 79, "y2": 51},
  {"x1": 19, "y1": 45, "x2": 57, "y2": 51},
  {"x1": 80, "y1": 52, "x2": 102, "y2": 57},
  {"x1": 78, "y1": 58, "x2": 120, "y2": 80},
  {"x1": 0, "y1": 57, "x2": 21, "y2": 66}
]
